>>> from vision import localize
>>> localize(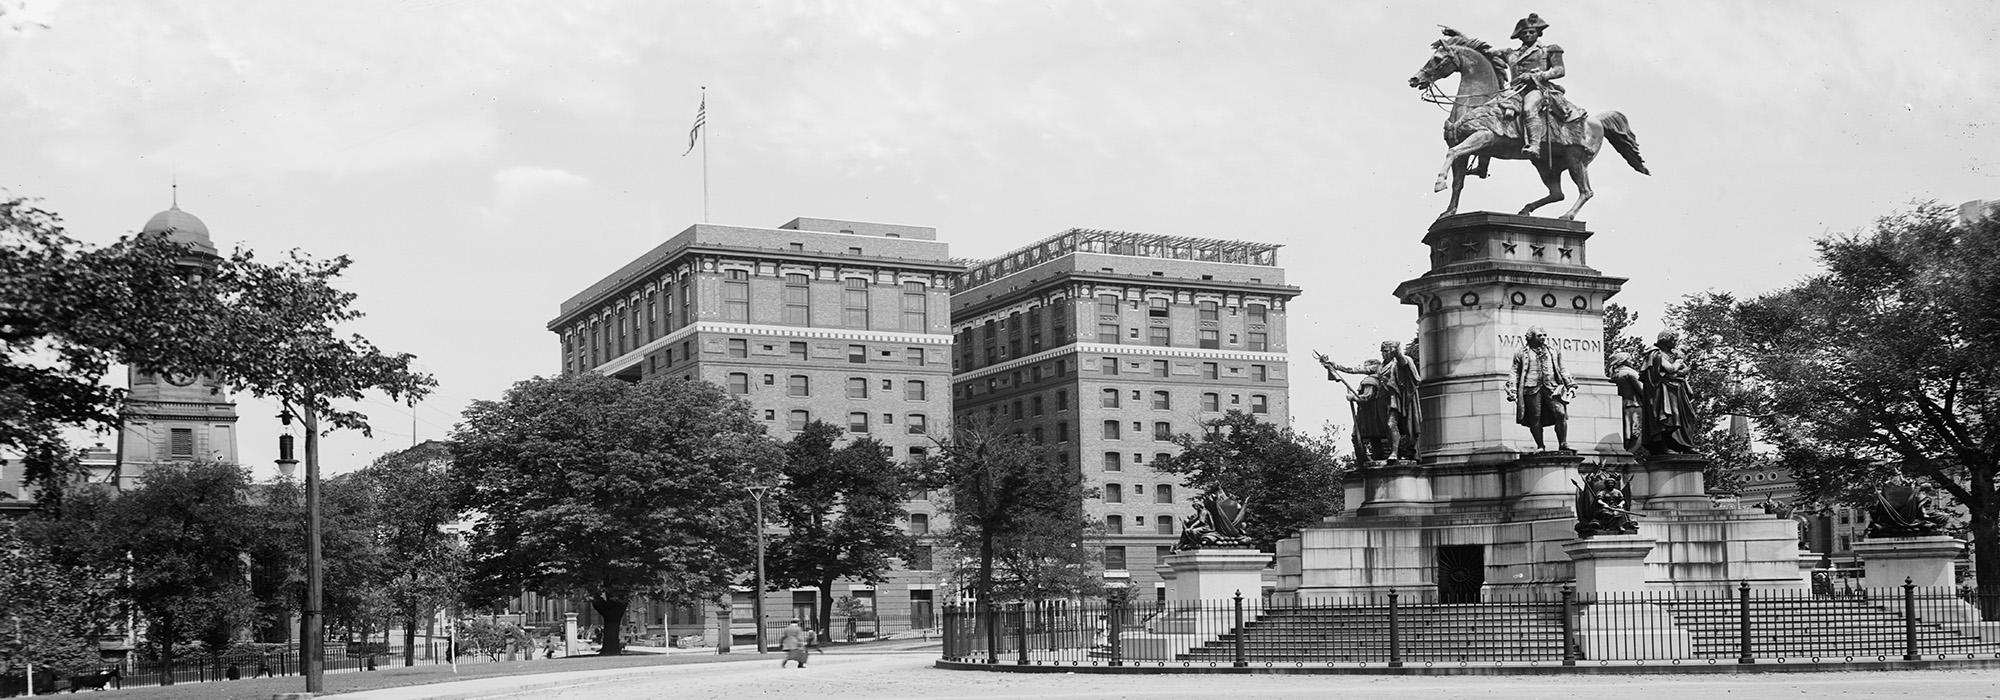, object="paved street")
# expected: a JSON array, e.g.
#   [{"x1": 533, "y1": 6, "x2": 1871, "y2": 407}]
[{"x1": 339, "y1": 653, "x2": 2000, "y2": 700}]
